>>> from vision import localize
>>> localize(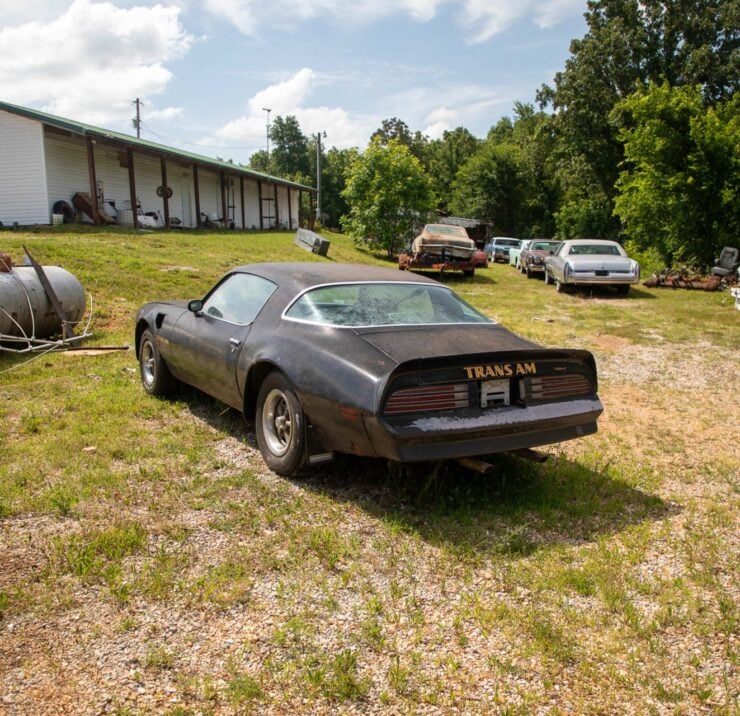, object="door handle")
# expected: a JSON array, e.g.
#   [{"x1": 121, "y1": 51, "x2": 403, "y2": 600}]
[{"x1": 229, "y1": 338, "x2": 241, "y2": 346}]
